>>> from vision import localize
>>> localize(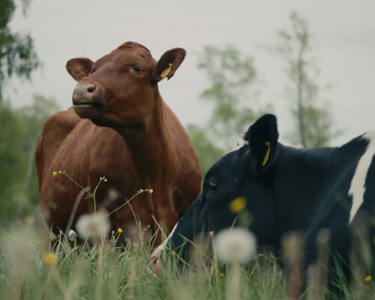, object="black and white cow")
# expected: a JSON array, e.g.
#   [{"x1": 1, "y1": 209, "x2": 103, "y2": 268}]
[{"x1": 154, "y1": 114, "x2": 375, "y2": 292}]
